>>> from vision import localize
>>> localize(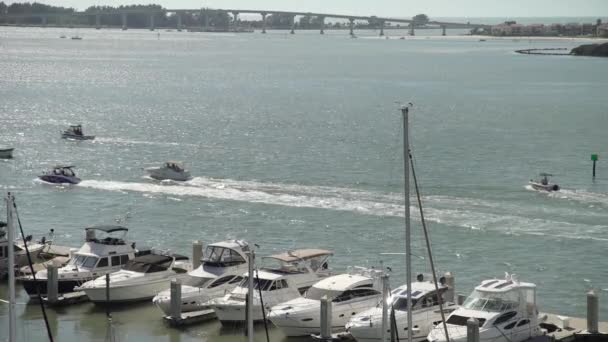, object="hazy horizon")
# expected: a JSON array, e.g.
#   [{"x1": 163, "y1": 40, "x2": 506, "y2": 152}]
[{"x1": 3, "y1": 0, "x2": 607, "y2": 18}]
